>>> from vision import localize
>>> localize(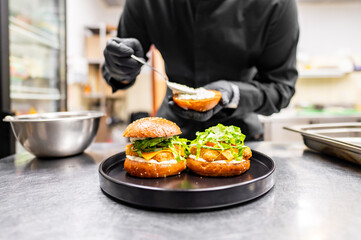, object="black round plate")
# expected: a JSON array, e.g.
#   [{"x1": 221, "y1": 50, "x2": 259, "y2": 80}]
[{"x1": 98, "y1": 150, "x2": 275, "y2": 210}]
